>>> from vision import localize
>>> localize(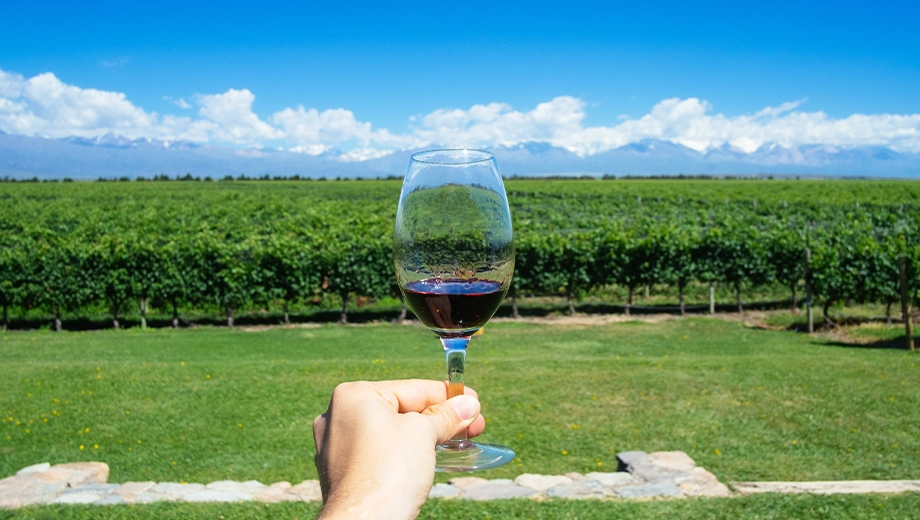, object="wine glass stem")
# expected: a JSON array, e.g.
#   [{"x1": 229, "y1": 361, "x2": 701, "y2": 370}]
[{"x1": 442, "y1": 336, "x2": 473, "y2": 449}]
